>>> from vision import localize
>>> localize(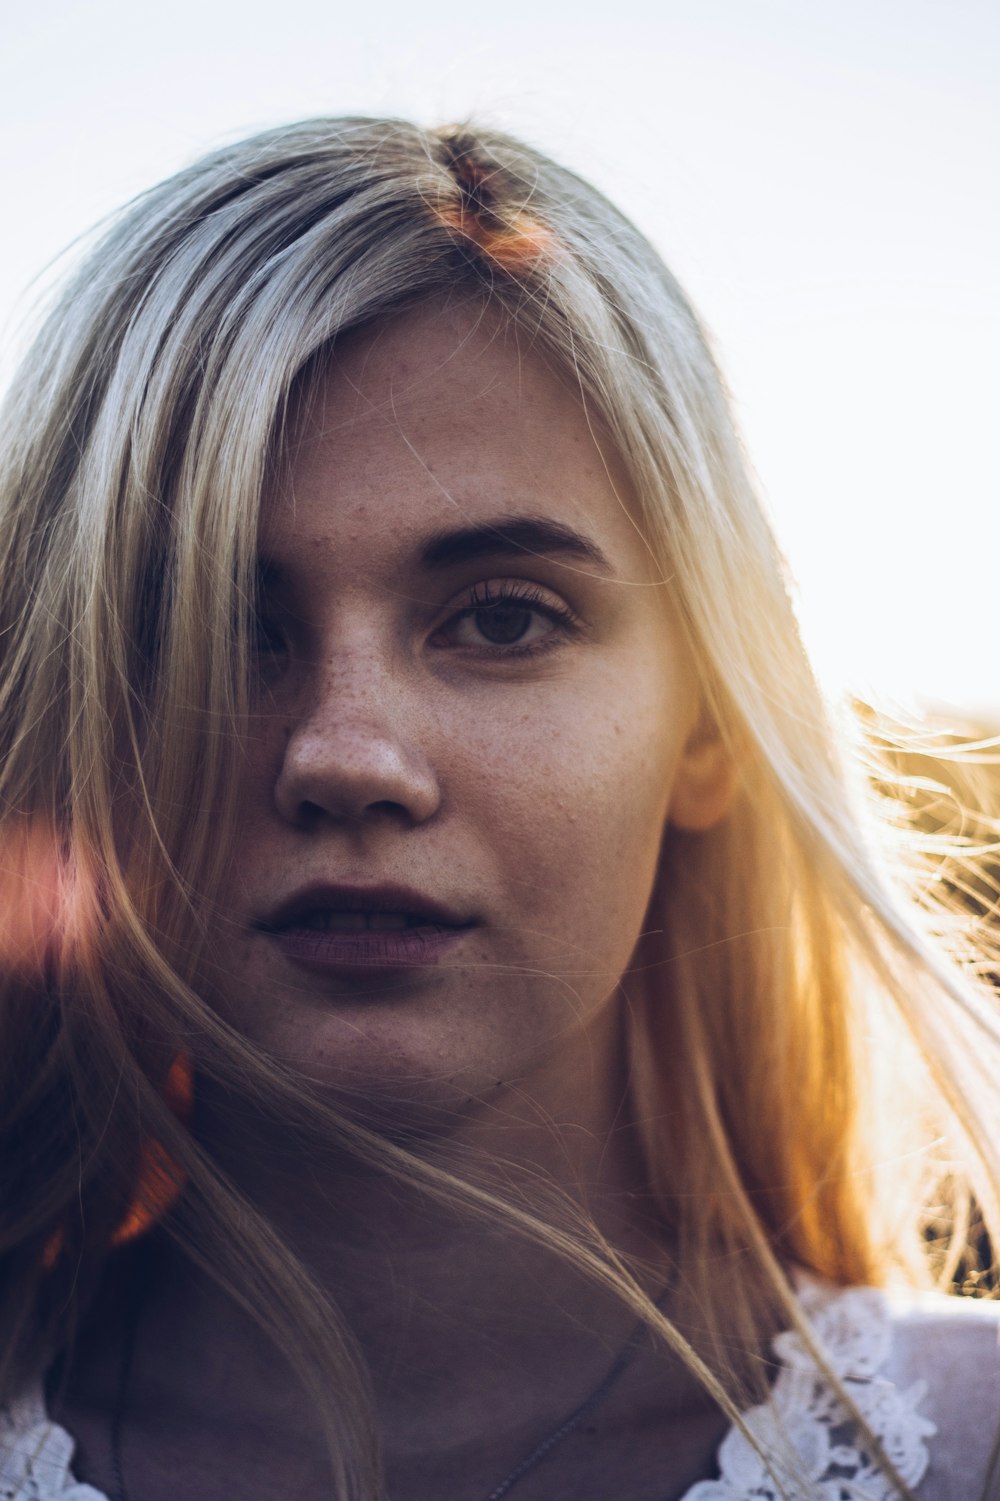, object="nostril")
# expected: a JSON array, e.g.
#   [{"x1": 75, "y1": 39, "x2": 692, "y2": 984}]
[
  {"x1": 295, "y1": 799, "x2": 326, "y2": 832},
  {"x1": 294, "y1": 796, "x2": 418, "y2": 831}
]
